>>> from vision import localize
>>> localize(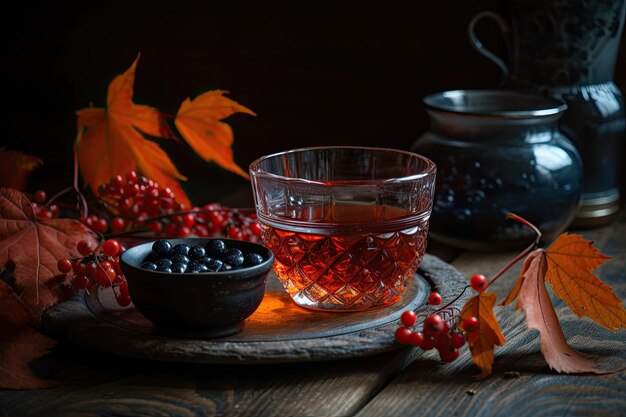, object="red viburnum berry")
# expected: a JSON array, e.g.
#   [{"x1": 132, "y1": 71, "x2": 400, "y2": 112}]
[
  {"x1": 428, "y1": 292, "x2": 442, "y2": 305},
  {"x1": 470, "y1": 274, "x2": 488, "y2": 292},
  {"x1": 424, "y1": 314, "x2": 445, "y2": 336},
  {"x1": 464, "y1": 316, "x2": 479, "y2": 333},
  {"x1": 395, "y1": 327, "x2": 412, "y2": 344},
  {"x1": 409, "y1": 331, "x2": 424, "y2": 347},
  {"x1": 450, "y1": 332, "x2": 466, "y2": 349},
  {"x1": 400, "y1": 310, "x2": 417, "y2": 327}
]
